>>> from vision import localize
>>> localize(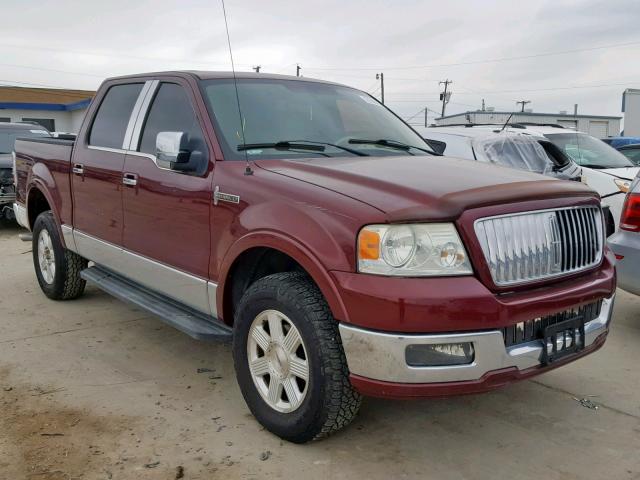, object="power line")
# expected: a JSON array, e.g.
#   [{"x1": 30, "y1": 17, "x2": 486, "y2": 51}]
[{"x1": 303, "y1": 40, "x2": 640, "y2": 71}]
